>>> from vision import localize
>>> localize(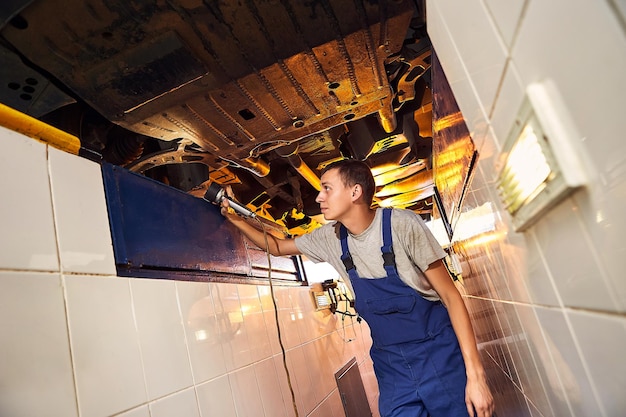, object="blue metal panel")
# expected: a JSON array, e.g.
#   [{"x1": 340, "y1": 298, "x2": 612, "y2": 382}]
[{"x1": 101, "y1": 163, "x2": 254, "y2": 279}]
